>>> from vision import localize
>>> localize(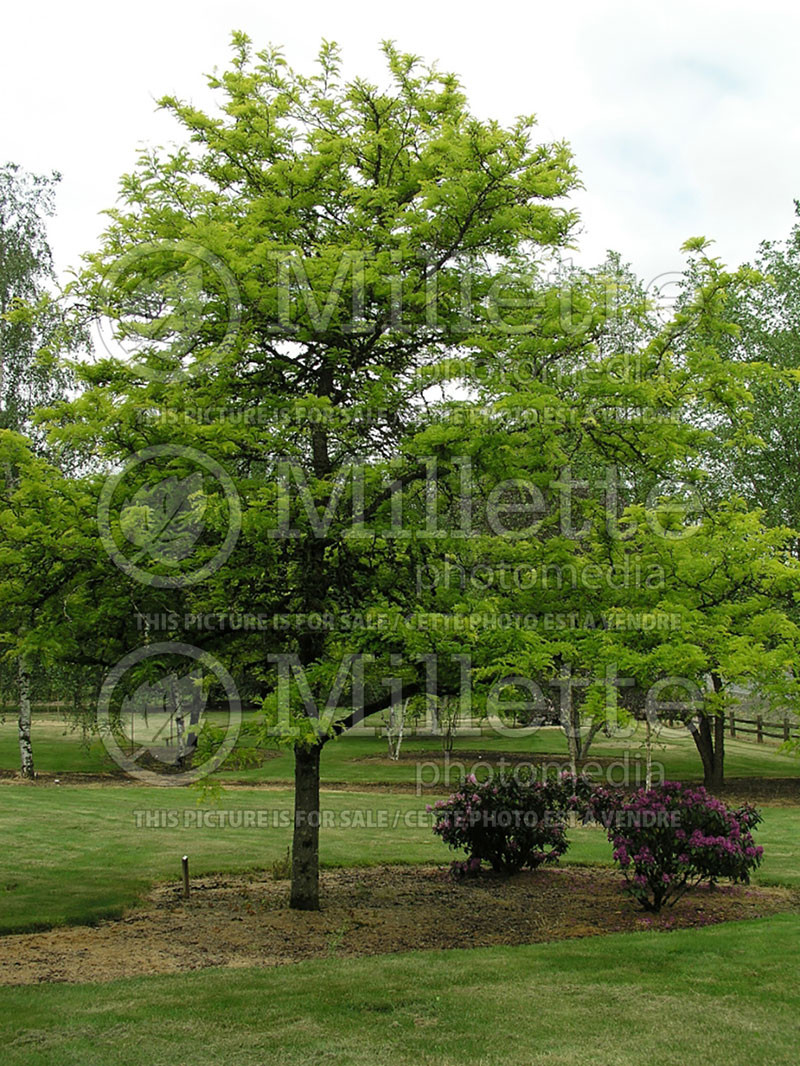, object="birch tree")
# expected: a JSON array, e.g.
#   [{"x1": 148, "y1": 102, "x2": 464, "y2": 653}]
[{"x1": 0, "y1": 162, "x2": 73, "y2": 777}]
